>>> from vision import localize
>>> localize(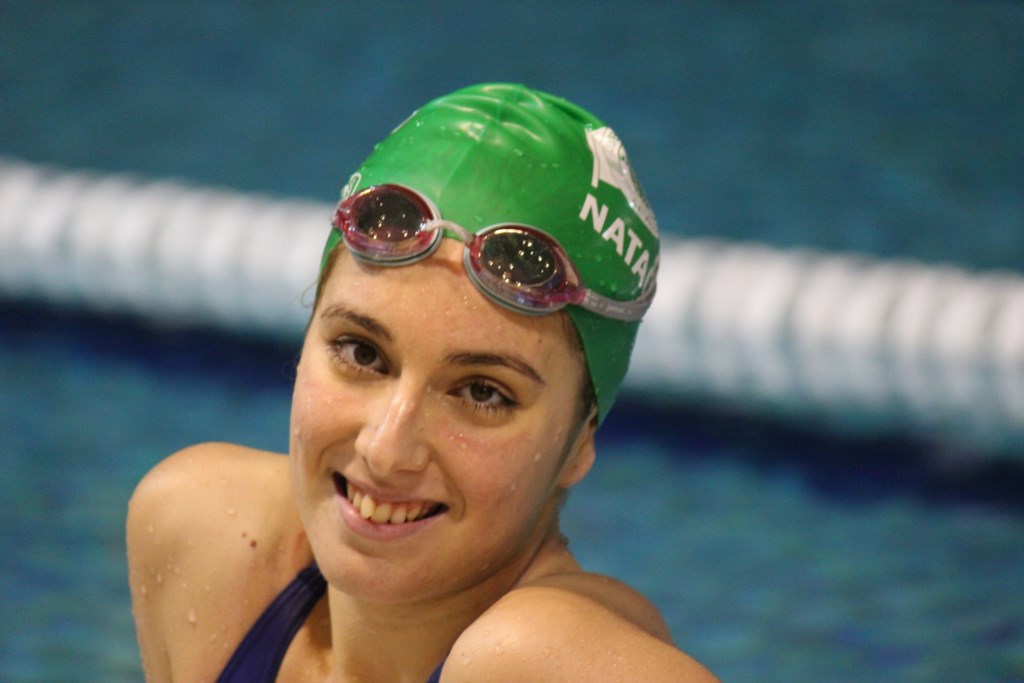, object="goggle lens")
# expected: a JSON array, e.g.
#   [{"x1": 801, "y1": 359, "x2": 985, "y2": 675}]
[
  {"x1": 335, "y1": 186, "x2": 440, "y2": 264},
  {"x1": 479, "y1": 228, "x2": 558, "y2": 289},
  {"x1": 467, "y1": 226, "x2": 581, "y2": 313}
]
